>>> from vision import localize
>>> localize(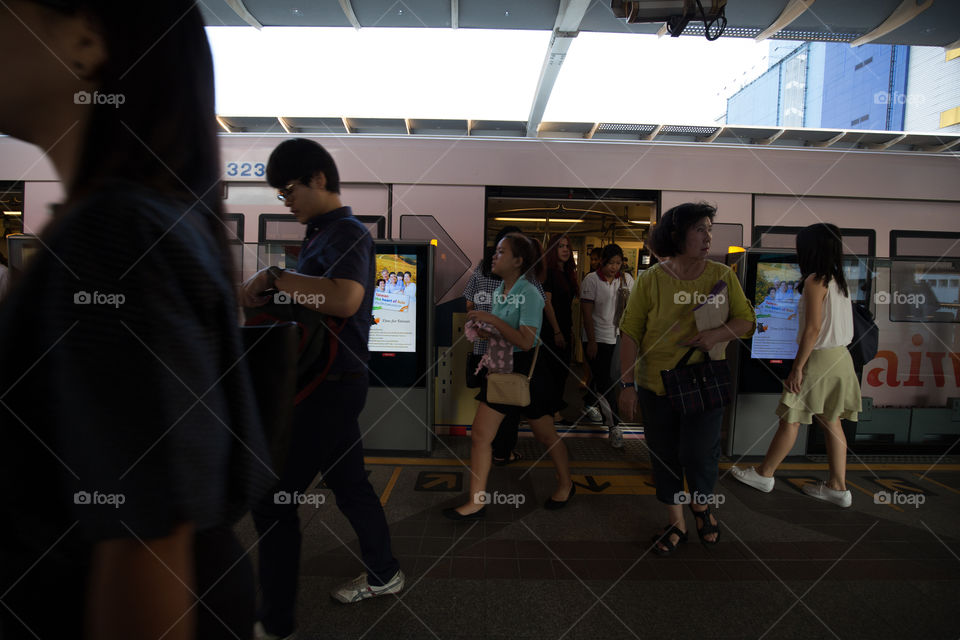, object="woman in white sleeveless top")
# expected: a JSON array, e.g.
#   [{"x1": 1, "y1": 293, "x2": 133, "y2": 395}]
[{"x1": 732, "y1": 223, "x2": 862, "y2": 508}]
